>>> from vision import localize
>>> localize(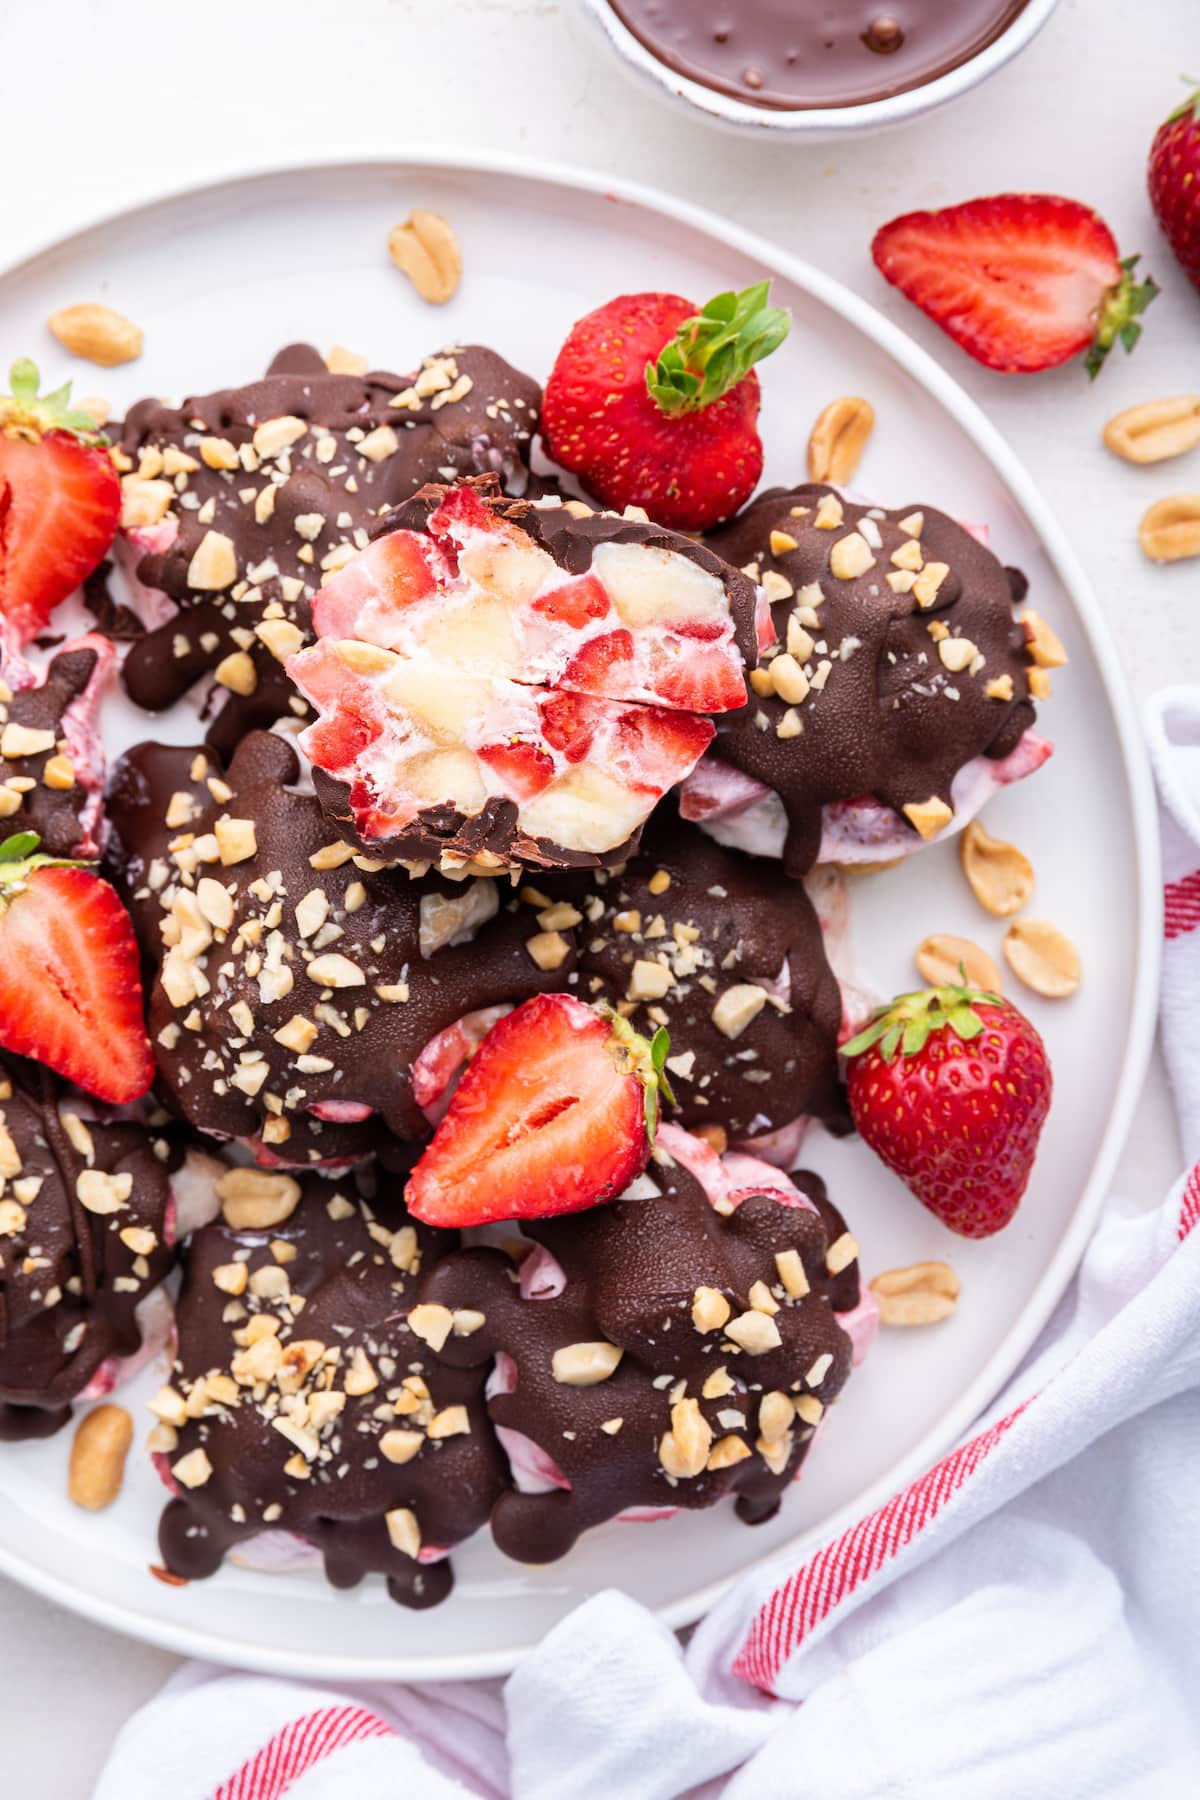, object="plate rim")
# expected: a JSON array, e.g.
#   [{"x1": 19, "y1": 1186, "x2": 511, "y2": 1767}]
[{"x1": 0, "y1": 148, "x2": 1162, "y2": 1682}]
